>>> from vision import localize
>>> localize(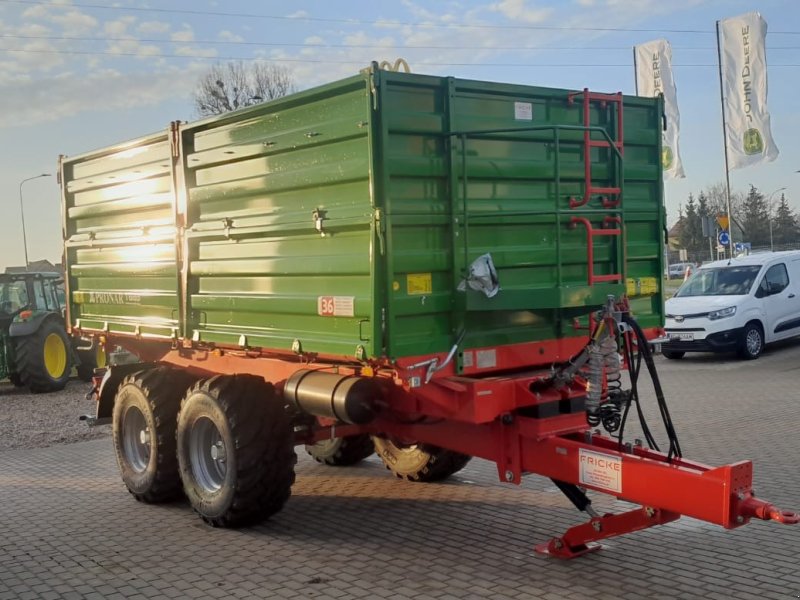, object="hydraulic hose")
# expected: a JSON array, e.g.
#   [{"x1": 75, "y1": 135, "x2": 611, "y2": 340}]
[{"x1": 622, "y1": 314, "x2": 682, "y2": 460}]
